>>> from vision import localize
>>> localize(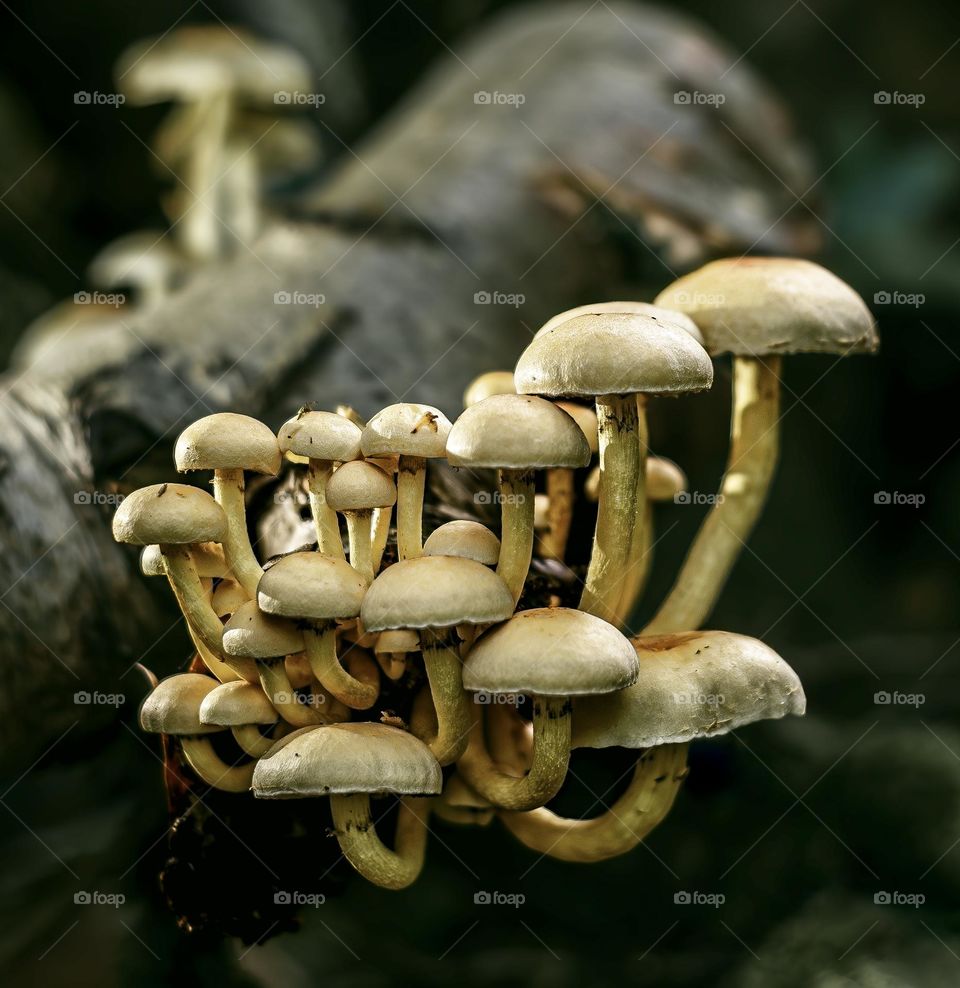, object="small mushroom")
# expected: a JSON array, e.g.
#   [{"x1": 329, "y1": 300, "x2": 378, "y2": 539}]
[
  {"x1": 199, "y1": 680, "x2": 283, "y2": 757},
  {"x1": 463, "y1": 370, "x2": 516, "y2": 407},
  {"x1": 325, "y1": 461, "x2": 397, "y2": 583},
  {"x1": 374, "y1": 629, "x2": 420, "y2": 681},
  {"x1": 433, "y1": 773, "x2": 494, "y2": 827},
  {"x1": 252, "y1": 723, "x2": 442, "y2": 890},
  {"x1": 423, "y1": 520, "x2": 501, "y2": 566},
  {"x1": 88, "y1": 231, "x2": 186, "y2": 308}
]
